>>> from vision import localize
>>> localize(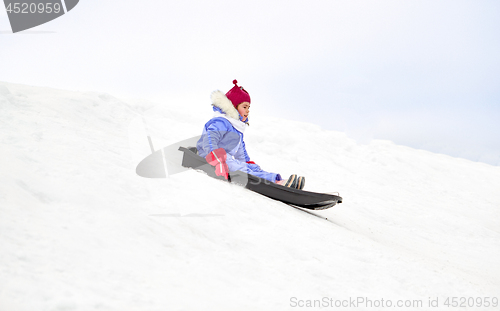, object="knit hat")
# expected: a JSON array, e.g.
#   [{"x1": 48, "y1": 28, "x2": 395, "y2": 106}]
[{"x1": 225, "y1": 80, "x2": 251, "y2": 108}]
